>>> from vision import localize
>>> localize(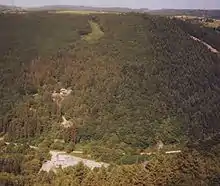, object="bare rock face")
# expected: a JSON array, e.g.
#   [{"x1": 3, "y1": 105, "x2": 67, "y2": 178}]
[
  {"x1": 51, "y1": 91, "x2": 61, "y2": 103},
  {"x1": 61, "y1": 116, "x2": 73, "y2": 128},
  {"x1": 51, "y1": 88, "x2": 72, "y2": 106},
  {"x1": 60, "y1": 88, "x2": 72, "y2": 97},
  {"x1": 51, "y1": 88, "x2": 74, "y2": 127},
  {"x1": 156, "y1": 140, "x2": 164, "y2": 151}
]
